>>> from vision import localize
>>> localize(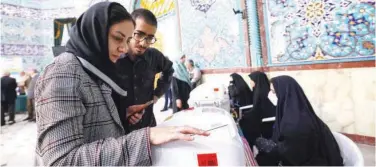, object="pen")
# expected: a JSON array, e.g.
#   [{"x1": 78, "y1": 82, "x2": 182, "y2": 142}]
[{"x1": 191, "y1": 124, "x2": 228, "y2": 136}]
